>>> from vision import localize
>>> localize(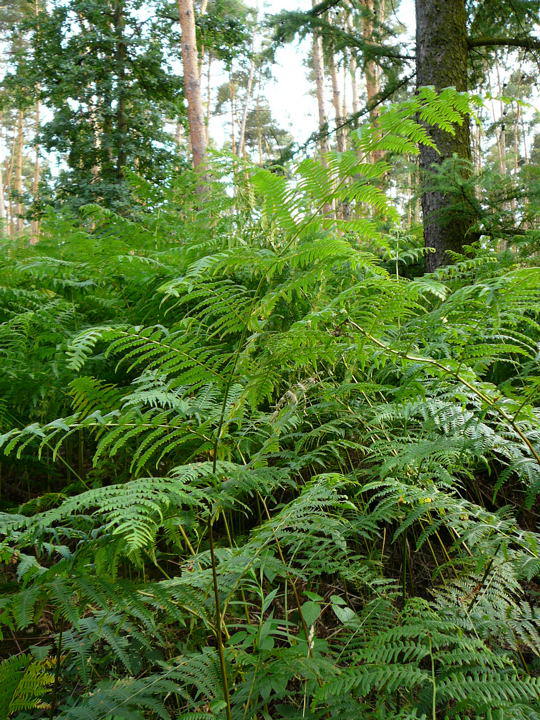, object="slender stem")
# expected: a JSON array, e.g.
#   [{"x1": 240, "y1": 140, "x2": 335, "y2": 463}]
[
  {"x1": 208, "y1": 516, "x2": 232, "y2": 720},
  {"x1": 48, "y1": 629, "x2": 63, "y2": 720},
  {"x1": 429, "y1": 636, "x2": 437, "y2": 720}
]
